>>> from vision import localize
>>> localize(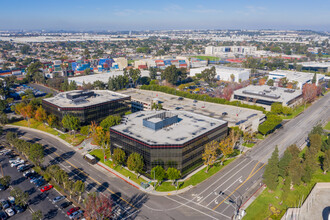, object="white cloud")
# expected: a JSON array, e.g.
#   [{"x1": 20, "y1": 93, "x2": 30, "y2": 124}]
[{"x1": 114, "y1": 9, "x2": 135, "y2": 17}]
